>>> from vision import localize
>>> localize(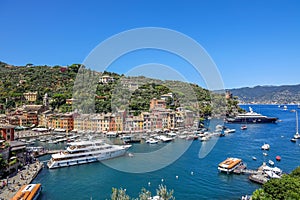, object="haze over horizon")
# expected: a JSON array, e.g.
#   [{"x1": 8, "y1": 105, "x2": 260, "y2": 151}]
[{"x1": 1, "y1": 0, "x2": 300, "y2": 89}]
